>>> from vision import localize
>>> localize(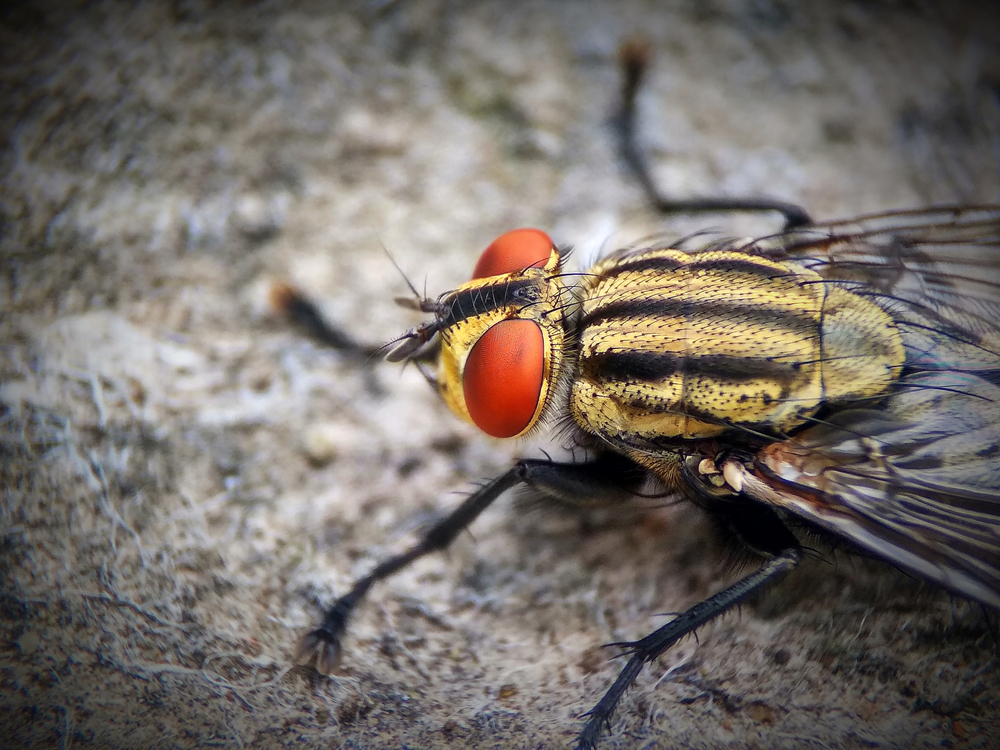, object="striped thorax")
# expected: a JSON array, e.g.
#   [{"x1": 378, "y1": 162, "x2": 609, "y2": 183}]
[{"x1": 572, "y1": 247, "x2": 905, "y2": 446}]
